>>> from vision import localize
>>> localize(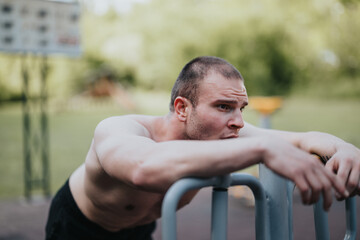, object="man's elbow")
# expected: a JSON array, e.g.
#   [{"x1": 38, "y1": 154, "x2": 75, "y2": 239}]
[
  {"x1": 131, "y1": 162, "x2": 172, "y2": 193},
  {"x1": 131, "y1": 166, "x2": 149, "y2": 189}
]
